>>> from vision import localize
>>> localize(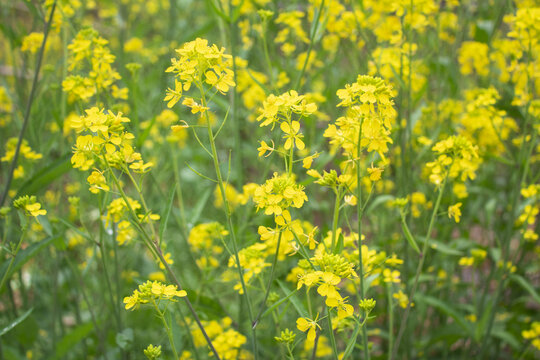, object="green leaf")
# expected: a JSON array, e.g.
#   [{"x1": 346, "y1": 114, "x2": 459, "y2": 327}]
[
  {"x1": 333, "y1": 232, "x2": 344, "y2": 255},
  {"x1": 52, "y1": 322, "x2": 94, "y2": 360},
  {"x1": 159, "y1": 187, "x2": 176, "y2": 245},
  {"x1": 416, "y1": 237, "x2": 463, "y2": 256},
  {"x1": 116, "y1": 328, "x2": 134, "y2": 350},
  {"x1": 37, "y1": 214, "x2": 52, "y2": 236},
  {"x1": 15, "y1": 154, "x2": 71, "y2": 198},
  {"x1": 419, "y1": 296, "x2": 472, "y2": 336},
  {"x1": 366, "y1": 195, "x2": 395, "y2": 214},
  {"x1": 188, "y1": 187, "x2": 212, "y2": 225},
  {"x1": 0, "y1": 235, "x2": 59, "y2": 293},
  {"x1": 0, "y1": 308, "x2": 33, "y2": 336},
  {"x1": 342, "y1": 321, "x2": 362, "y2": 359},
  {"x1": 510, "y1": 274, "x2": 540, "y2": 305},
  {"x1": 277, "y1": 280, "x2": 308, "y2": 318},
  {"x1": 492, "y1": 329, "x2": 520, "y2": 350},
  {"x1": 401, "y1": 217, "x2": 420, "y2": 254},
  {"x1": 260, "y1": 289, "x2": 299, "y2": 320}
]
